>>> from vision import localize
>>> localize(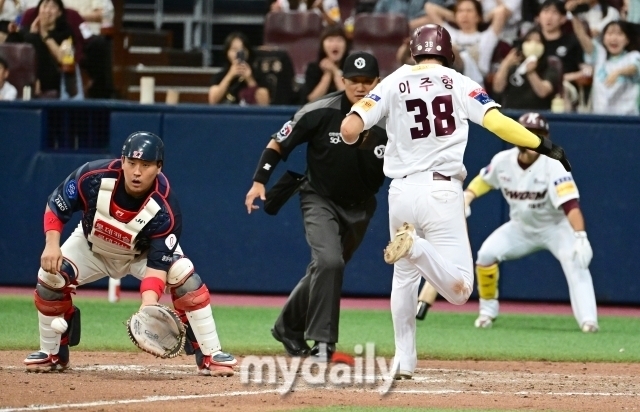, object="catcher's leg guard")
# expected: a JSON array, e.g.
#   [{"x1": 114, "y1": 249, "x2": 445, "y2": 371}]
[{"x1": 168, "y1": 256, "x2": 236, "y2": 377}]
